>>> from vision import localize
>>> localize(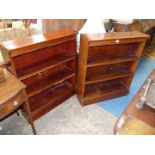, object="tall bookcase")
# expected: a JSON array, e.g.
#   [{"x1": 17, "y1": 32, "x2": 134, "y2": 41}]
[
  {"x1": 77, "y1": 31, "x2": 149, "y2": 105},
  {"x1": 1, "y1": 29, "x2": 77, "y2": 120}
]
